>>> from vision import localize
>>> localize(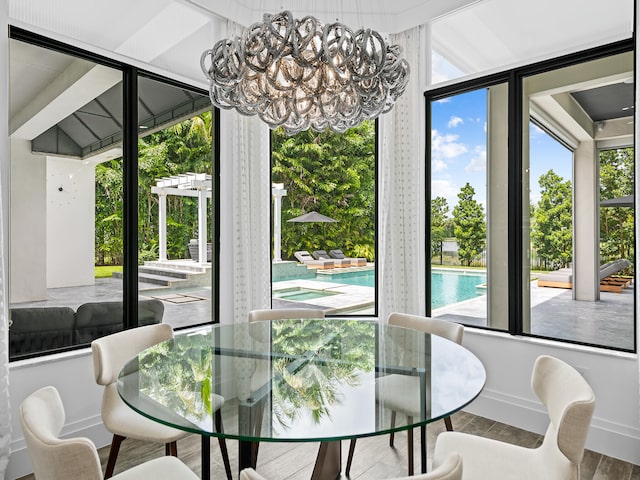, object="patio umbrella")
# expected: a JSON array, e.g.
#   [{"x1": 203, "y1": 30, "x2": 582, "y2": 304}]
[
  {"x1": 287, "y1": 211, "x2": 338, "y2": 223},
  {"x1": 600, "y1": 194, "x2": 634, "y2": 207},
  {"x1": 287, "y1": 211, "x2": 338, "y2": 246}
]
